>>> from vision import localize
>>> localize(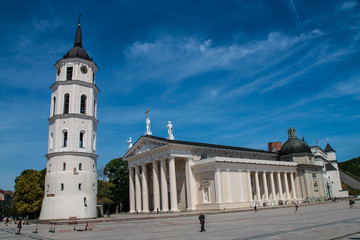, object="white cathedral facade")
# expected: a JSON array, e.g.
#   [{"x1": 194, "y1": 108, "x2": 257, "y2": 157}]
[
  {"x1": 124, "y1": 124, "x2": 347, "y2": 213},
  {"x1": 39, "y1": 22, "x2": 98, "y2": 220}
]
